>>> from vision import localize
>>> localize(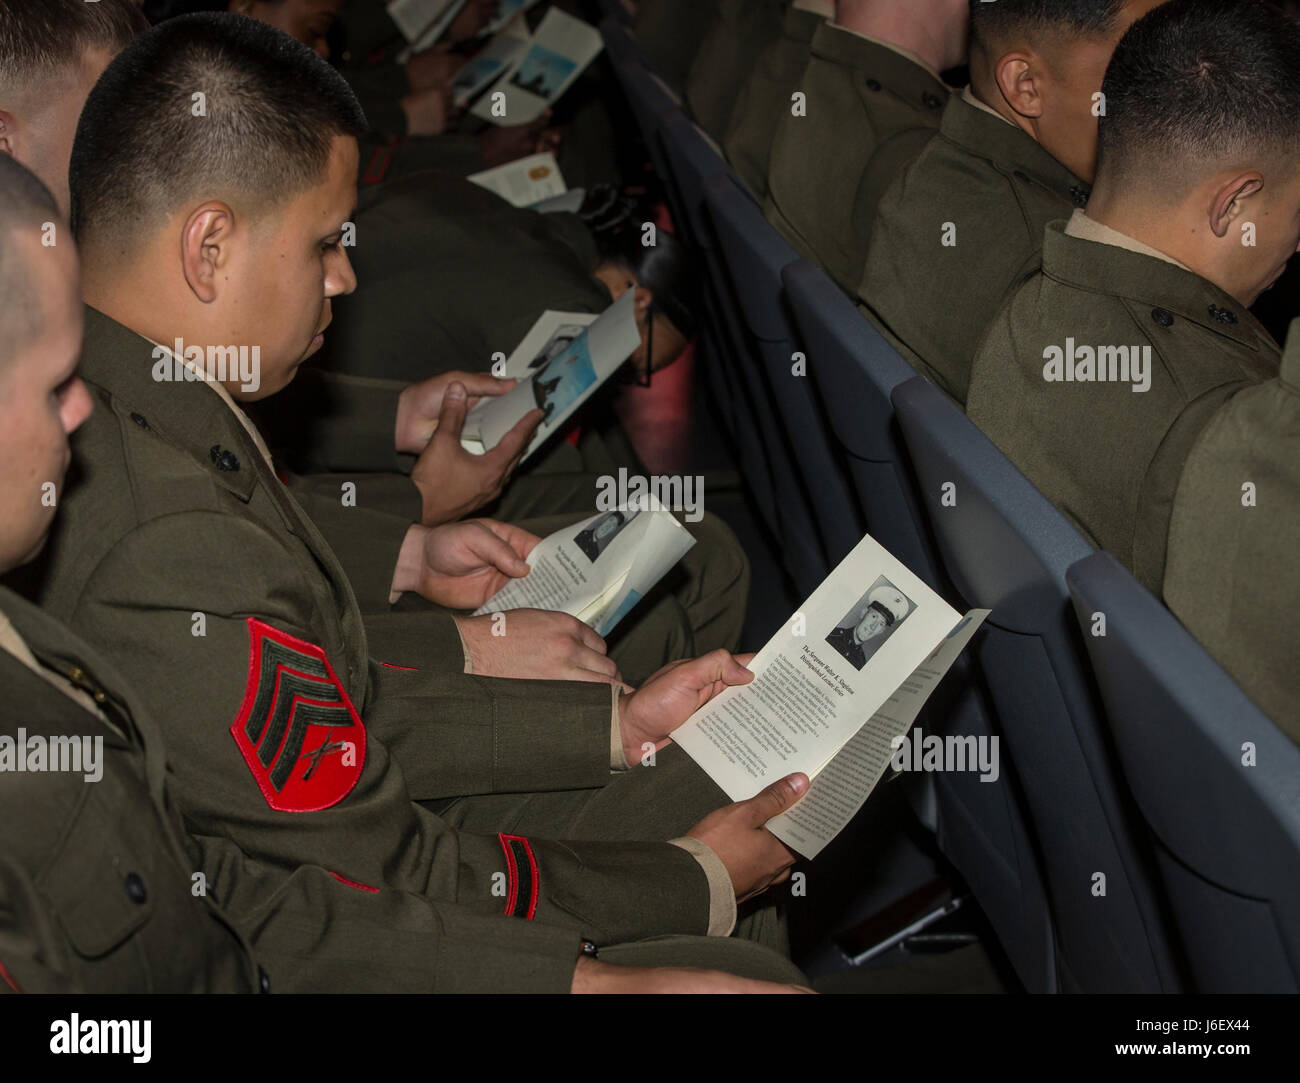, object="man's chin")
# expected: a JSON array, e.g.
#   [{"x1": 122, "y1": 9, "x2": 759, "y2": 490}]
[{"x1": 5, "y1": 529, "x2": 52, "y2": 576}]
